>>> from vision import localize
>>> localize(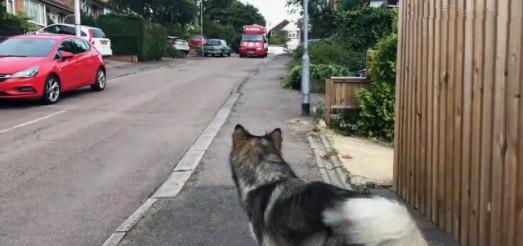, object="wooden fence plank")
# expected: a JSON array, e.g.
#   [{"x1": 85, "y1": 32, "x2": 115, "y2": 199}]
[
  {"x1": 415, "y1": 0, "x2": 422, "y2": 210},
  {"x1": 432, "y1": 0, "x2": 441, "y2": 223},
  {"x1": 460, "y1": 1, "x2": 475, "y2": 243},
  {"x1": 438, "y1": 0, "x2": 449, "y2": 229},
  {"x1": 469, "y1": 0, "x2": 486, "y2": 244},
  {"x1": 407, "y1": 0, "x2": 415, "y2": 204},
  {"x1": 505, "y1": 1, "x2": 522, "y2": 245},
  {"x1": 445, "y1": 0, "x2": 457, "y2": 233},
  {"x1": 426, "y1": 0, "x2": 435, "y2": 219},
  {"x1": 453, "y1": 0, "x2": 465, "y2": 238},
  {"x1": 420, "y1": 0, "x2": 429, "y2": 214},
  {"x1": 490, "y1": 0, "x2": 509, "y2": 244},
  {"x1": 478, "y1": 0, "x2": 496, "y2": 243}
]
